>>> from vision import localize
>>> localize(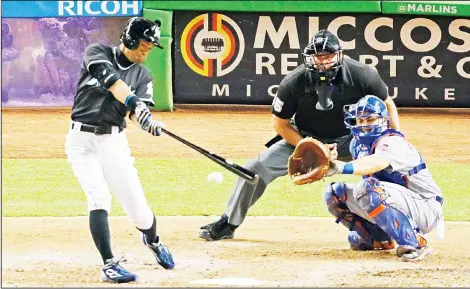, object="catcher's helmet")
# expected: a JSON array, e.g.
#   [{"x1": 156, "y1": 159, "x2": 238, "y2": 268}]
[
  {"x1": 302, "y1": 29, "x2": 342, "y2": 83},
  {"x1": 344, "y1": 95, "x2": 389, "y2": 146},
  {"x1": 121, "y1": 17, "x2": 163, "y2": 50}
]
